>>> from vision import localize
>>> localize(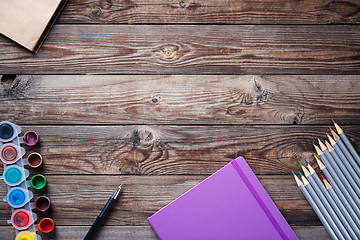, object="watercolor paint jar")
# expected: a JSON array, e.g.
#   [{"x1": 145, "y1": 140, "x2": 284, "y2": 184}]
[
  {"x1": 0, "y1": 143, "x2": 25, "y2": 165},
  {"x1": 23, "y1": 131, "x2": 39, "y2": 146},
  {"x1": 15, "y1": 231, "x2": 42, "y2": 240},
  {"x1": 5, "y1": 187, "x2": 33, "y2": 208},
  {"x1": 1, "y1": 165, "x2": 29, "y2": 186},
  {"x1": 8, "y1": 209, "x2": 37, "y2": 231},
  {"x1": 34, "y1": 196, "x2": 50, "y2": 212},
  {"x1": 27, "y1": 153, "x2": 43, "y2": 168},
  {"x1": 38, "y1": 218, "x2": 55, "y2": 233},
  {"x1": 30, "y1": 174, "x2": 46, "y2": 190},
  {"x1": 0, "y1": 121, "x2": 21, "y2": 142}
]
